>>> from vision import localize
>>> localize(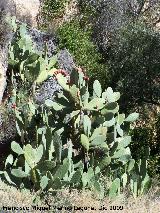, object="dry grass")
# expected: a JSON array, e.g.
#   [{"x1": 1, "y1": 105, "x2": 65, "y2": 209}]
[
  {"x1": 52, "y1": 188, "x2": 160, "y2": 213},
  {"x1": 0, "y1": 179, "x2": 34, "y2": 209},
  {"x1": 0, "y1": 178, "x2": 160, "y2": 213}
]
